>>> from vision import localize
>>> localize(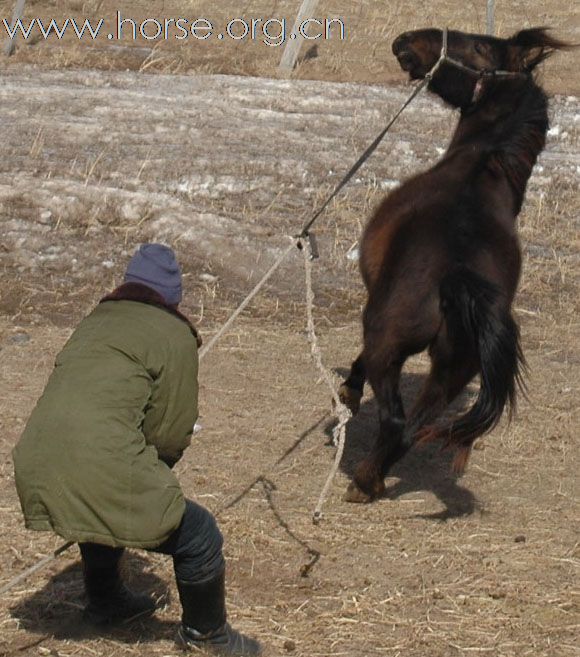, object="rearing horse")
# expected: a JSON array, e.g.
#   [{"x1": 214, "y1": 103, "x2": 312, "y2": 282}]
[{"x1": 339, "y1": 27, "x2": 570, "y2": 503}]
